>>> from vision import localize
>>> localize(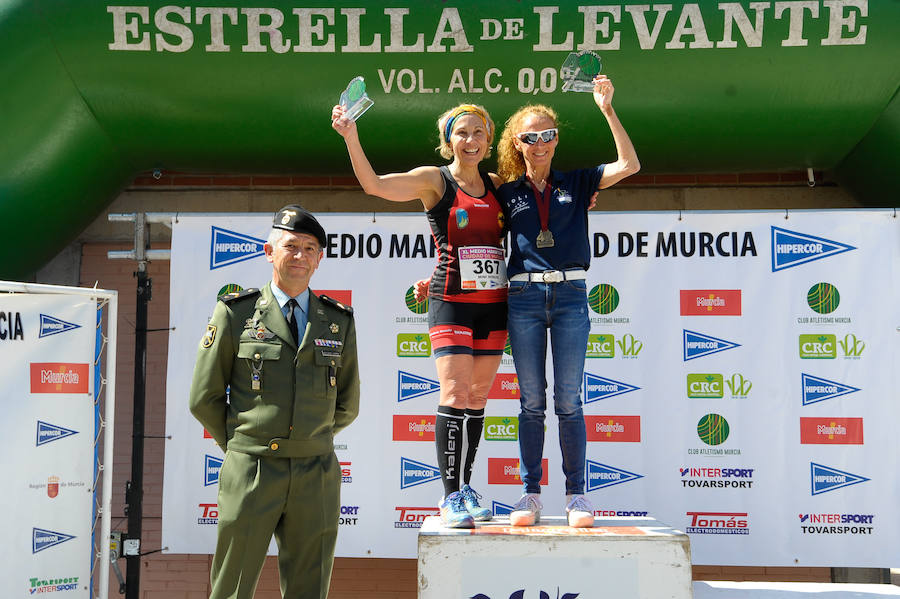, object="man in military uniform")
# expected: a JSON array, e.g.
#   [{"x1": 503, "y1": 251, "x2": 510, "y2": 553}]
[{"x1": 190, "y1": 205, "x2": 359, "y2": 599}]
